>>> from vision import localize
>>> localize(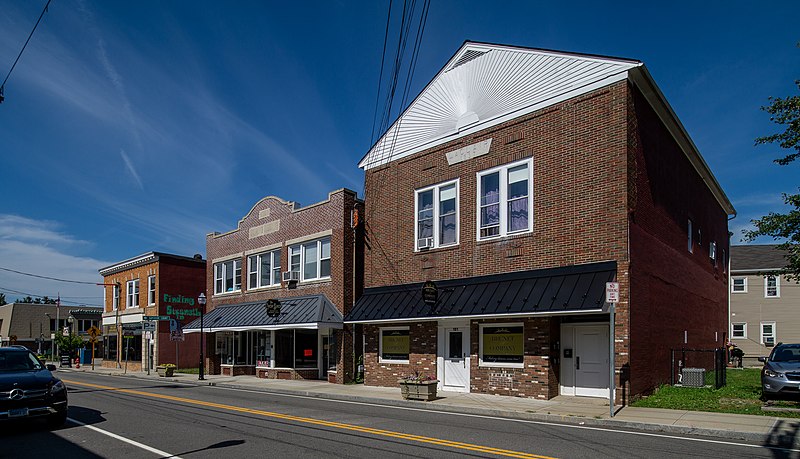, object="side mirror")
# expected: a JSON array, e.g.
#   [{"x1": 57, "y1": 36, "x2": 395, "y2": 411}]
[
  {"x1": 757, "y1": 357, "x2": 767, "y2": 363},
  {"x1": 46, "y1": 364, "x2": 57, "y2": 371}
]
